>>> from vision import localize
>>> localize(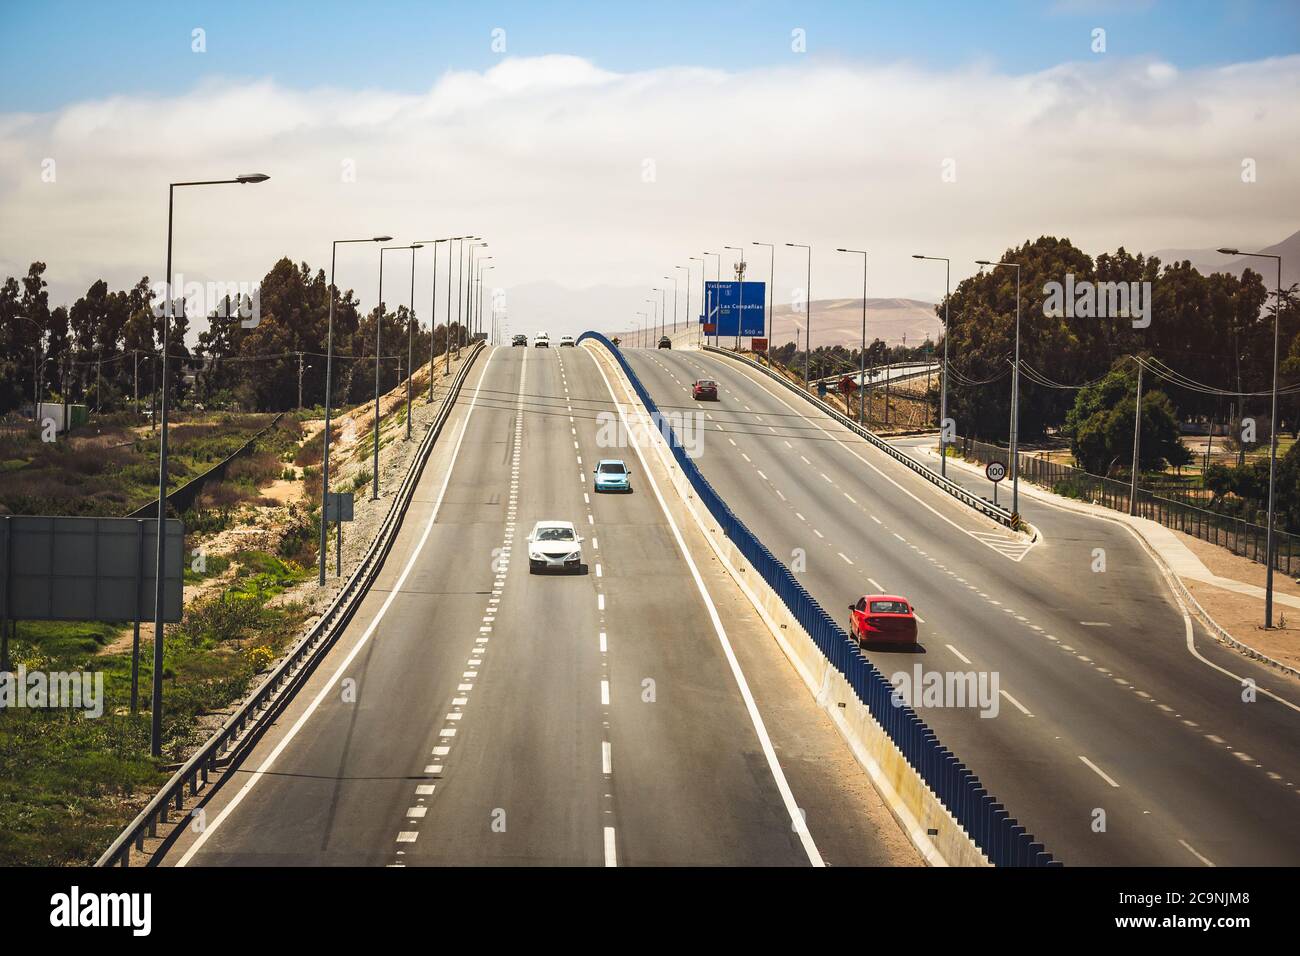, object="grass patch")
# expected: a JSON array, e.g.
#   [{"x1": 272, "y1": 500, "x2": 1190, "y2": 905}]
[
  {"x1": 0, "y1": 411, "x2": 275, "y2": 517},
  {"x1": 0, "y1": 553, "x2": 311, "y2": 865}
]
